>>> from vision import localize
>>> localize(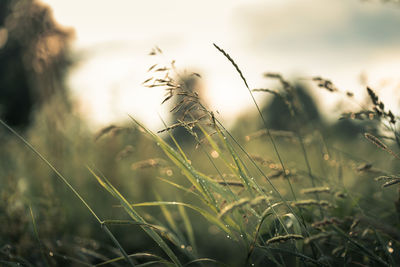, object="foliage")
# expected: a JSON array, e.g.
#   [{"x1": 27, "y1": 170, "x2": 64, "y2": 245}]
[{"x1": 1, "y1": 45, "x2": 400, "y2": 267}]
